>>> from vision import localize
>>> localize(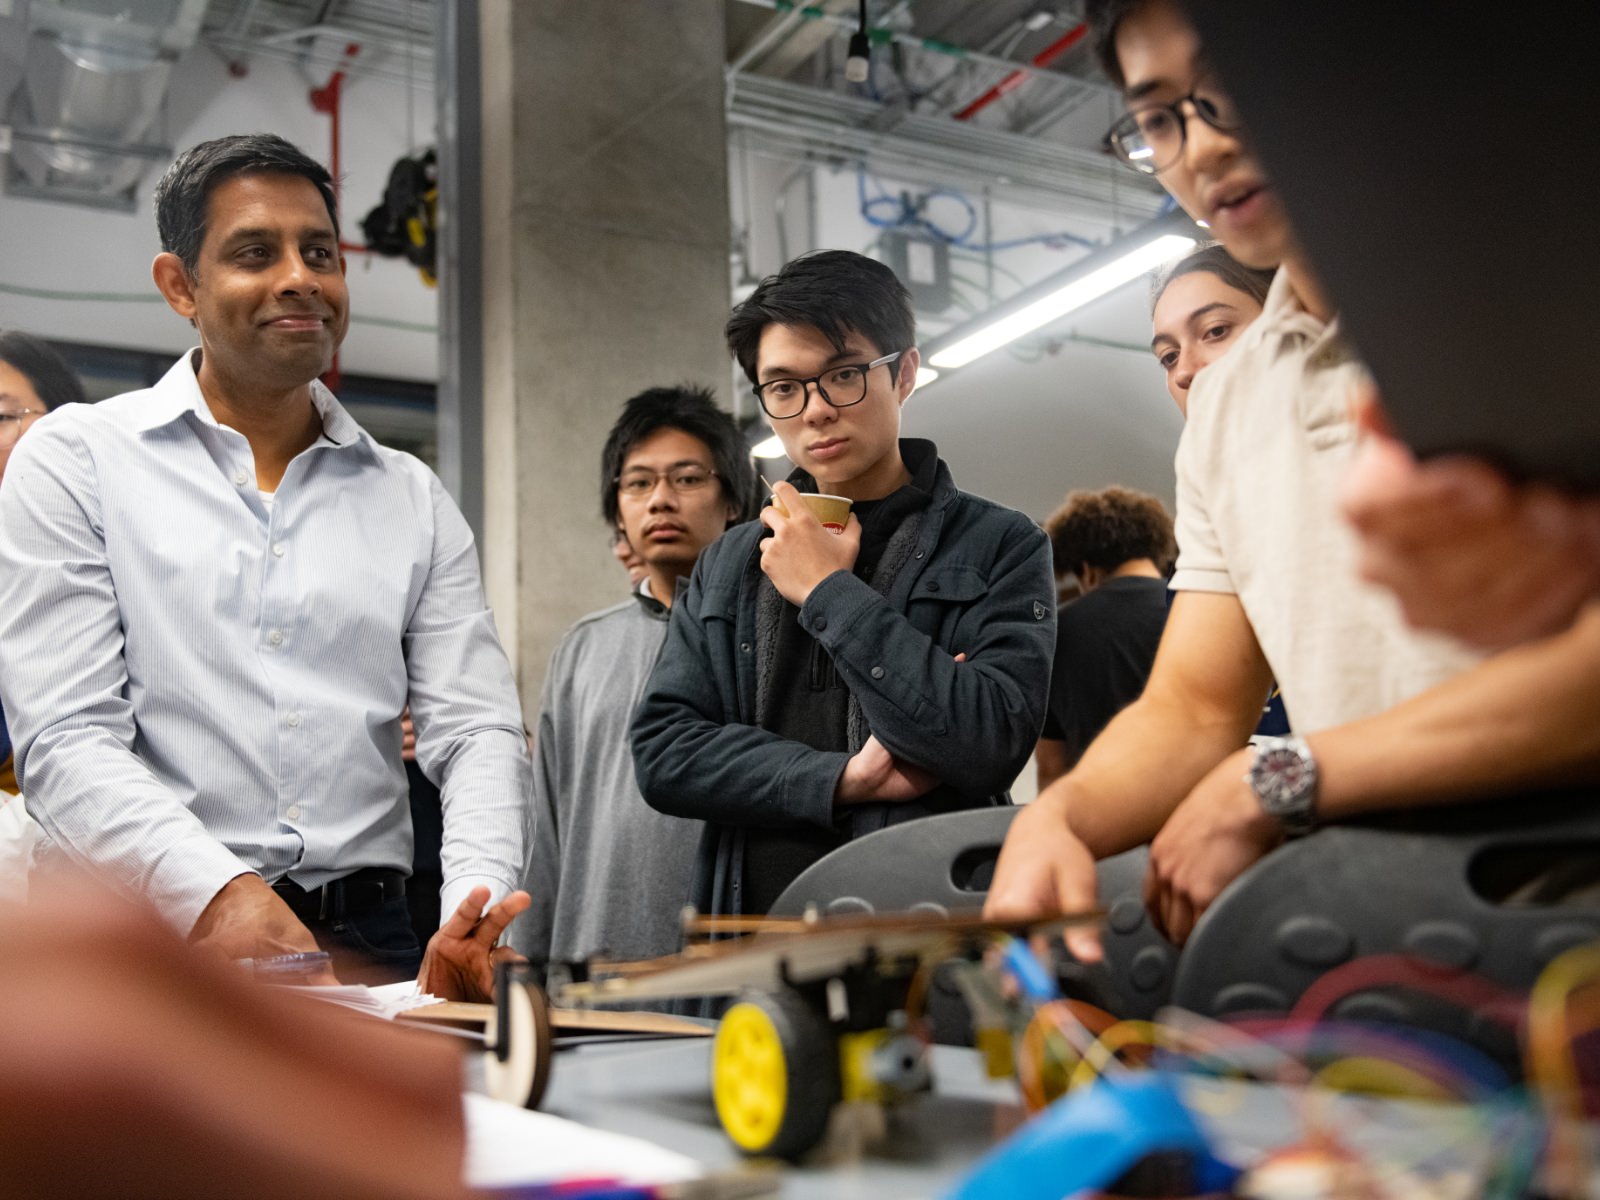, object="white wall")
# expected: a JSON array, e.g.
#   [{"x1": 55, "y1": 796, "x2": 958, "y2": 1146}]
[{"x1": 0, "y1": 41, "x2": 440, "y2": 381}]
